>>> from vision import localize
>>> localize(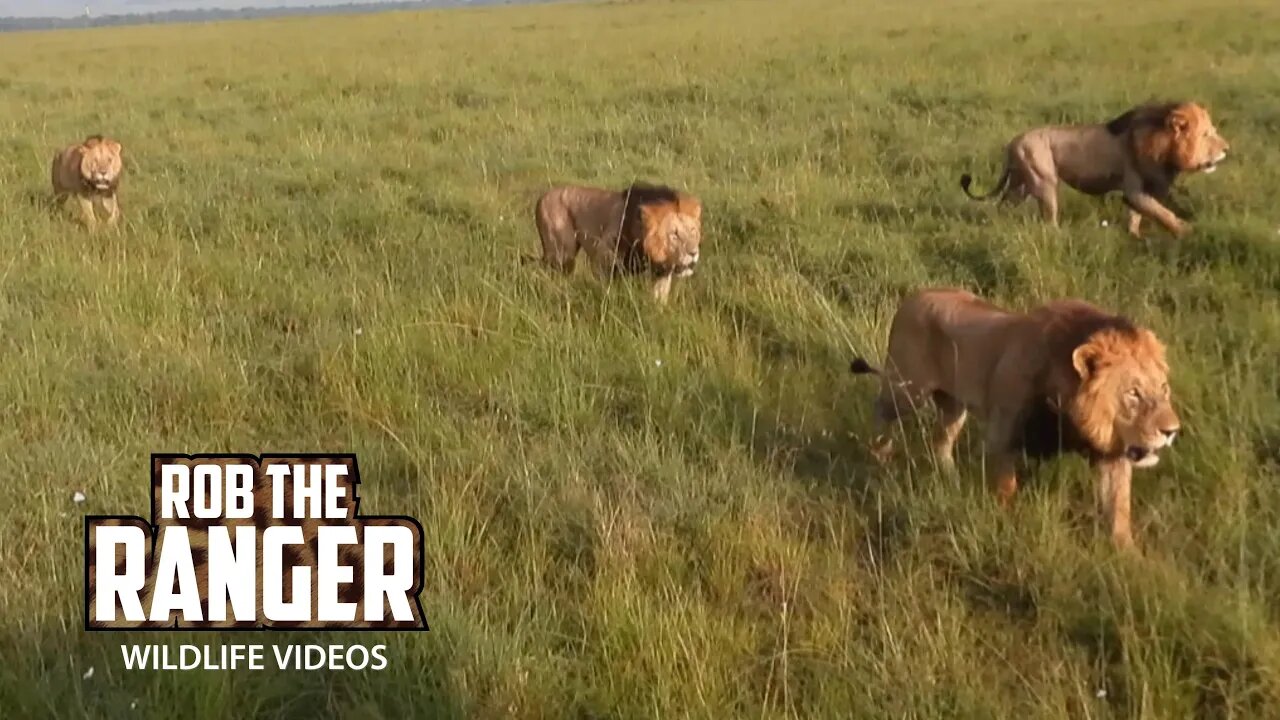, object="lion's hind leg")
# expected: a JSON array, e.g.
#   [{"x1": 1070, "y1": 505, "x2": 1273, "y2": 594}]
[
  {"x1": 867, "y1": 369, "x2": 931, "y2": 465},
  {"x1": 930, "y1": 392, "x2": 968, "y2": 474},
  {"x1": 536, "y1": 227, "x2": 578, "y2": 273},
  {"x1": 1029, "y1": 182, "x2": 1060, "y2": 226},
  {"x1": 998, "y1": 179, "x2": 1029, "y2": 207}
]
